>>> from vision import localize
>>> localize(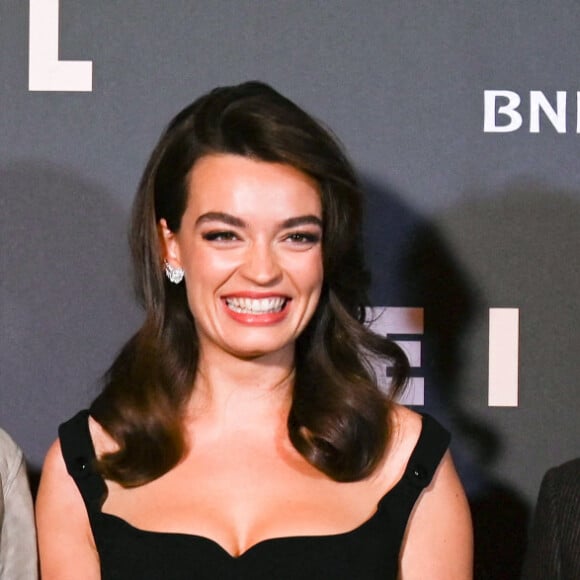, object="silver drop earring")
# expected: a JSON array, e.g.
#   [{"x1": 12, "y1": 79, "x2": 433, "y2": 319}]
[{"x1": 164, "y1": 261, "x2": 184, "y2": 284}]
